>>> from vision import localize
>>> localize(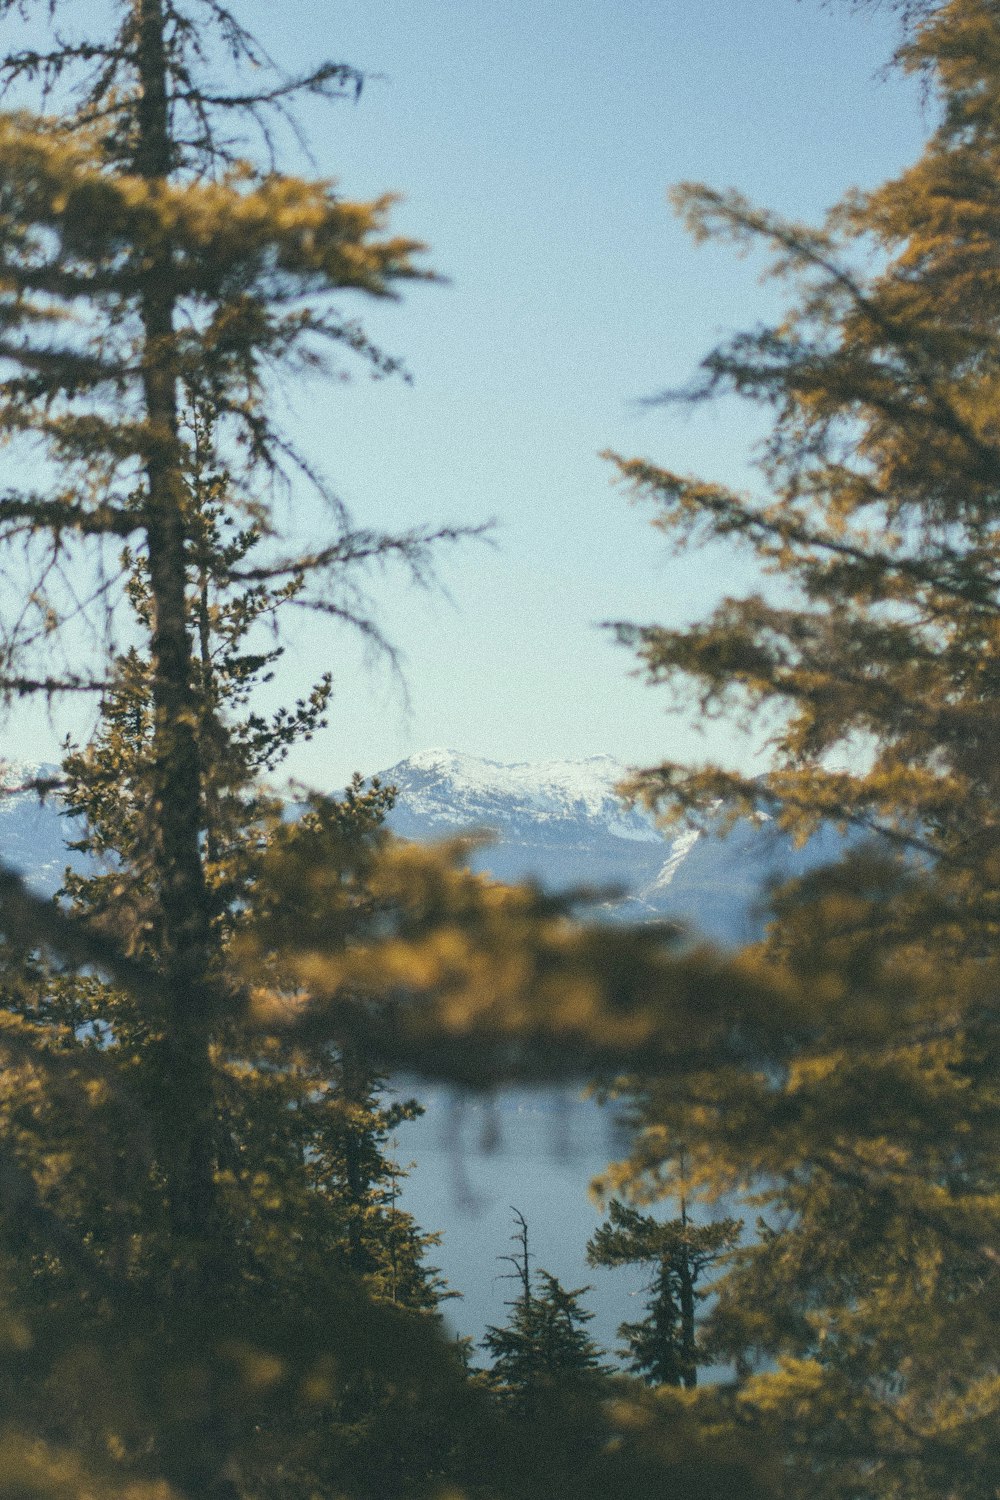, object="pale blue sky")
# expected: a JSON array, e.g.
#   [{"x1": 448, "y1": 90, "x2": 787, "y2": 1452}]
[{"x1": 2, "y1": 0, "x2": 931, "y2": 787}]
